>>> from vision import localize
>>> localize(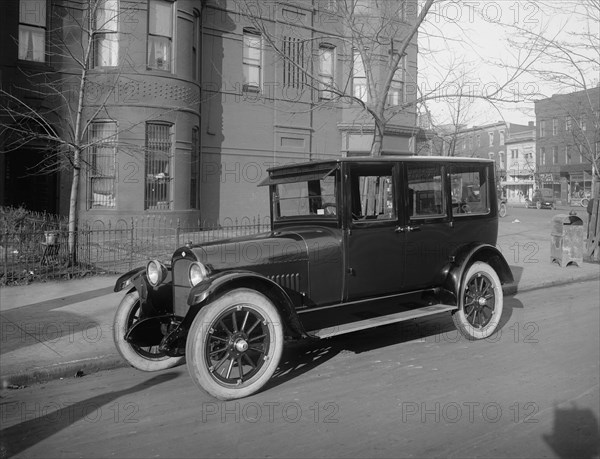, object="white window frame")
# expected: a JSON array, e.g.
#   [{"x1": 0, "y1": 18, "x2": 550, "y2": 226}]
[
  {"x1": 352, "y1": 49, "x2": 367, "y2": 103},
  {"x1": 19, "y1": 0, "x2": 46, "y2": 62},
  {"x1": 243, "y1": 28, "x2": 262, "y2": 92},
  {"x1": 147, "y1": 0, "x2": 174, "y2": 71},
  {"x1": 540, "y1": 147, "x2": 546, "y2": 165},
  {"x1": 387, "y1": 58, "x2": 404, "y2": 106},
  {"x1": 565, "y1": 115, "x2": 572, "y2": 131},
  {"x1": 318, "y1": 44, "x2": 335, "y2": 100},
  {"x1": 93, "y1": 0, "x2": 119, "y2": 68}
]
